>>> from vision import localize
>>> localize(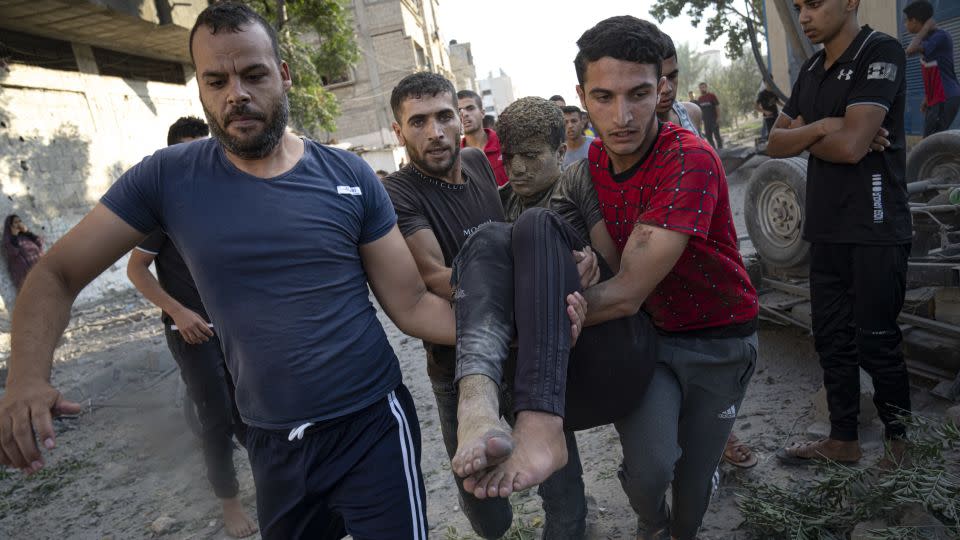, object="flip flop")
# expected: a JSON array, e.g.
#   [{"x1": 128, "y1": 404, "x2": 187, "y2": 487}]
[{"x1": 723, "y1": 433, "x2": 758, "y2": 469}]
